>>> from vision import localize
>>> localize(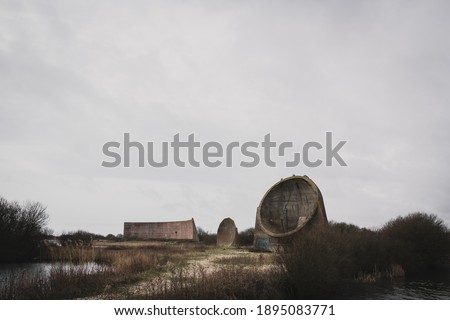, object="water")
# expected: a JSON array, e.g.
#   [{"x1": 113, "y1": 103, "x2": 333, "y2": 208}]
[
  {"x1": 330, "y1": 272, "x2": 450, "y2": 299},
  {"x1": 352, "y1": 277, "x2": 450, "y2": 299},
  {"x1": 0, "y1": 262, "x2": 103, "y2": 284}
]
